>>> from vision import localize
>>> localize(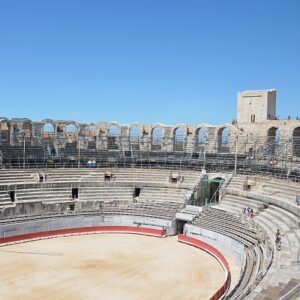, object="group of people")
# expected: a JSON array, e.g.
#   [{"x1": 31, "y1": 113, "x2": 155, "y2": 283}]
[
  {"x1": 295, "y1": 194, "x2": 300, "y2": 206},
  {"x1": 242, "y1": 207, "x2": 254, "y2": 221},
  {"x1": 275, "y1": 229, "x2": 282, "y2": 251}
]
